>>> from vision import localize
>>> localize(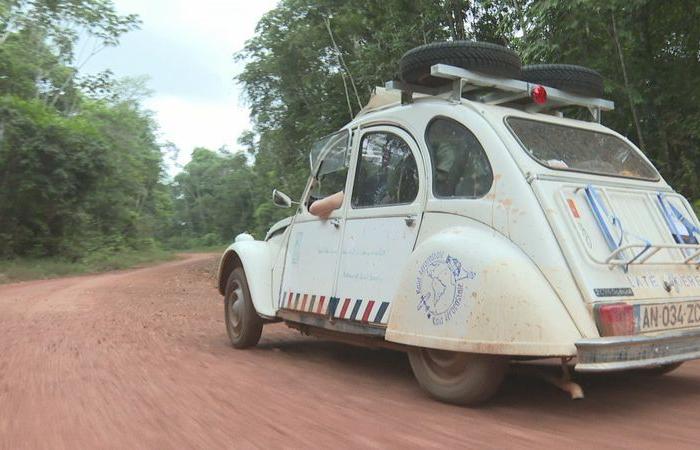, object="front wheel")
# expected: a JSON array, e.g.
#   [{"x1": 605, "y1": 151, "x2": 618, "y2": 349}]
[
  {"x1": 408, "y1": 348, "x2": 507, "y2": 405},
  {"x1": 224, "y1": 267, "x2": 263, "y2": 348}
]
